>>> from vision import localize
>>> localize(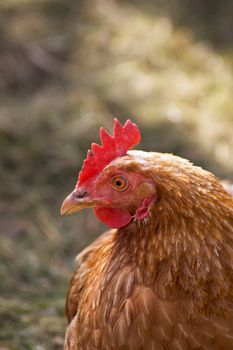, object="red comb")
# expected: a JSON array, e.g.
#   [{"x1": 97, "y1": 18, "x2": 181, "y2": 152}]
[{"x1": 77, "y1": 118, "x2": 141, "y2": 187}]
